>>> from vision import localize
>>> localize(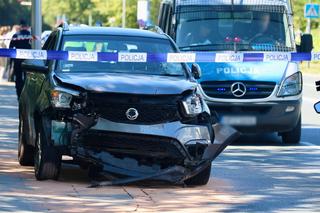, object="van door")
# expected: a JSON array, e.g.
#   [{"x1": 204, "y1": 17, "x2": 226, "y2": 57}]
[{"x1": 158, "y1": 2, "x2": 173, "y2": 34}]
